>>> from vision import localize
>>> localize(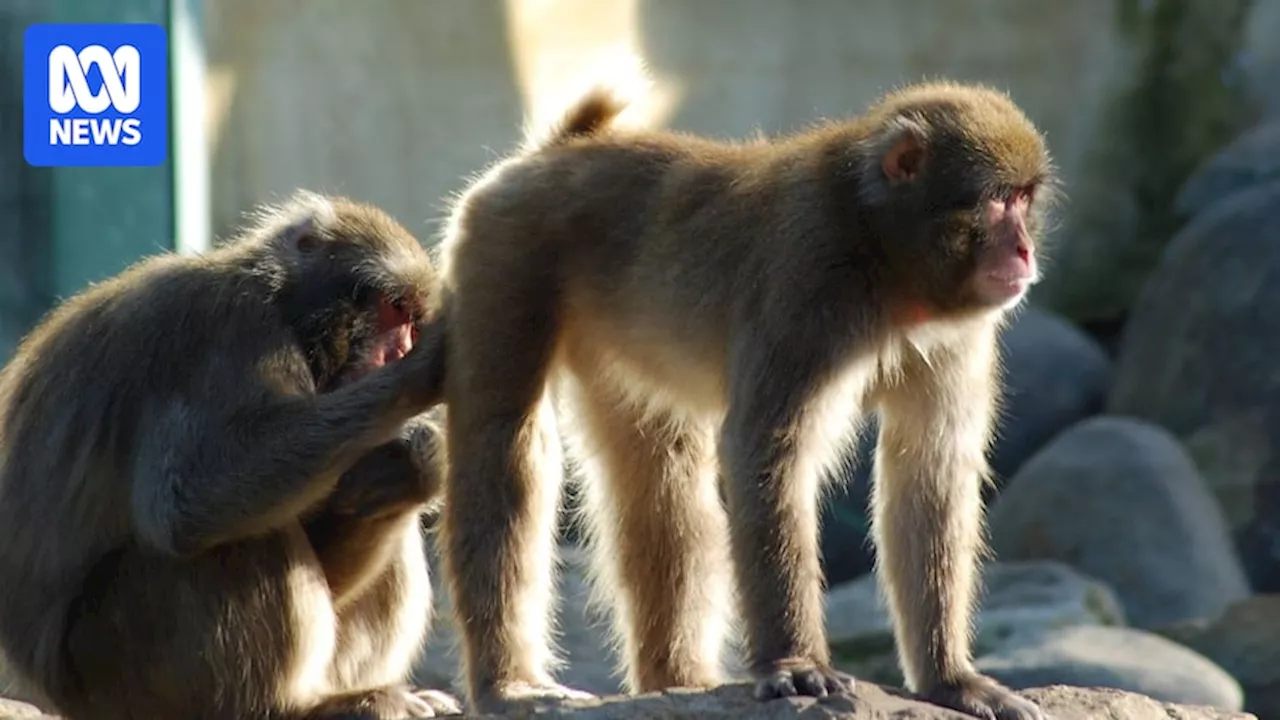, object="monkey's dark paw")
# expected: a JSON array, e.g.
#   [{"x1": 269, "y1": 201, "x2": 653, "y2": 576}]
[
  {"x1": 752, "y1": 662, "x2": 854, "y2": 701},
  {"x1": 921, "y1": 674, "x2": 1048, "y2": 720},
  {"x1": 472, "y1": 681, "x2": 597, "y2": 714}
]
